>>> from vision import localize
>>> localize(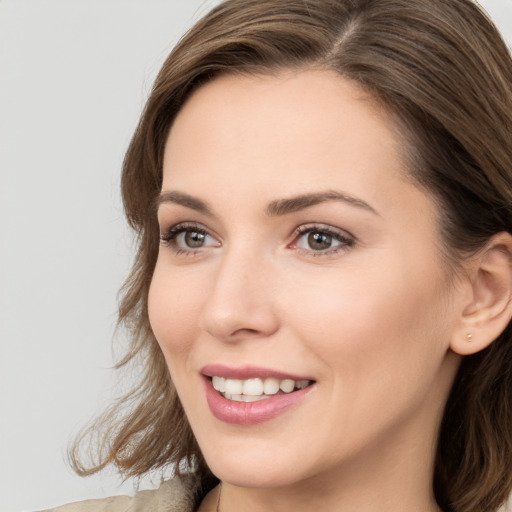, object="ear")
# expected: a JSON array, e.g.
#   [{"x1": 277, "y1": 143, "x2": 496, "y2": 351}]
[{"x1": 450, "y1": 232, "x2": 512, "y2": 356}]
